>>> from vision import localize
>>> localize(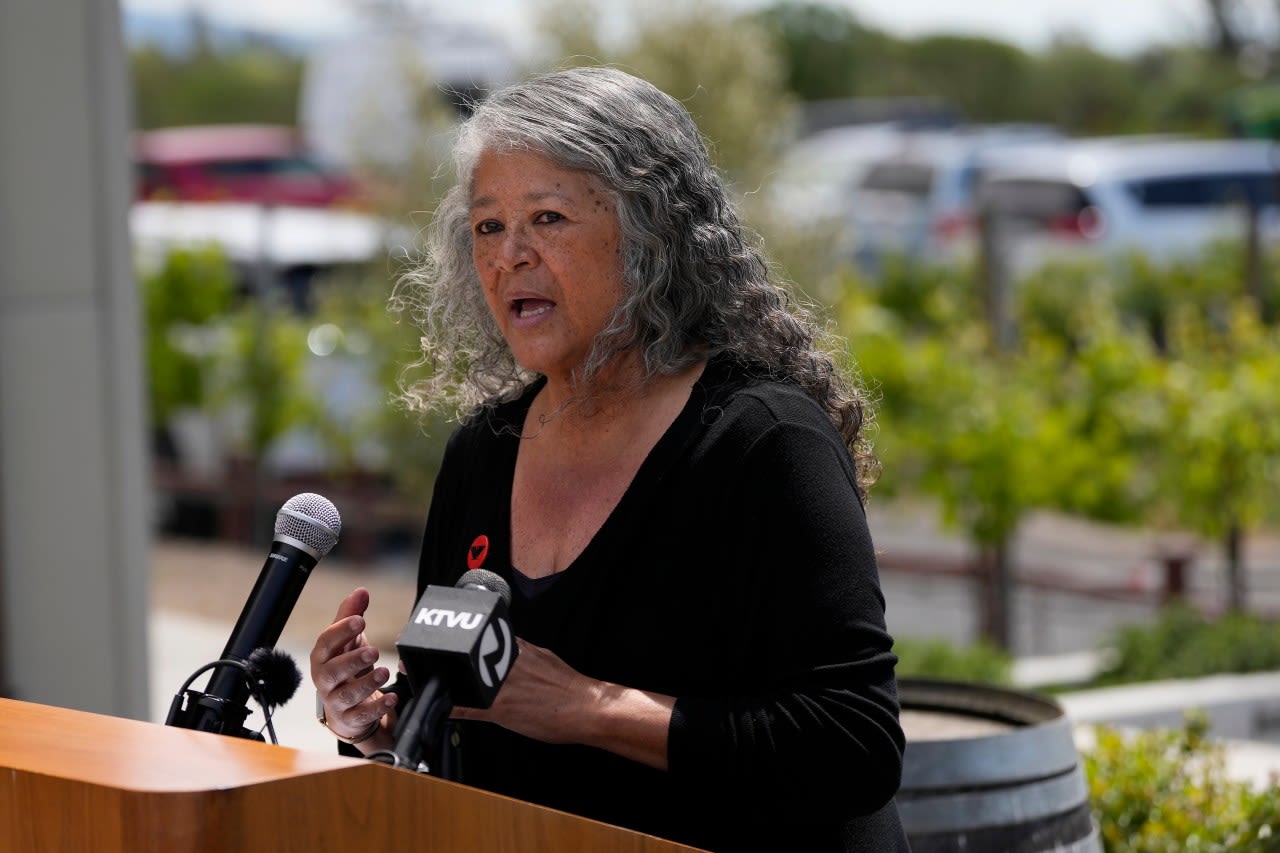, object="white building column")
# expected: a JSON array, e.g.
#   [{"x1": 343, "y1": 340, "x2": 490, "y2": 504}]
[{"x1": 0, "y1": 0, "x2": 150, "y2": 718}]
